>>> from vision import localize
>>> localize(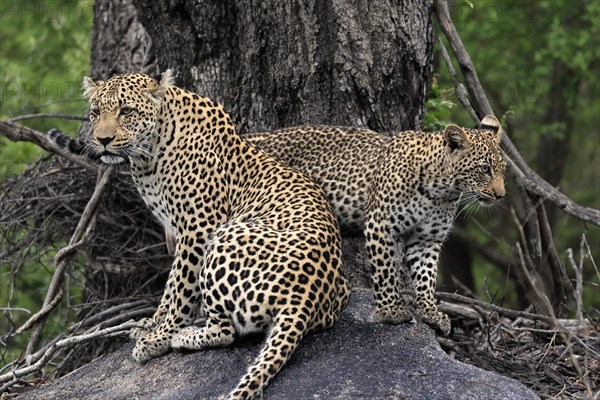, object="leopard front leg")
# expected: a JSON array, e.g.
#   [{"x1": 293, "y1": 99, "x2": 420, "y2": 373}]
[
  {"x1": 365, "y1": 212, "x2": 412, "y2": 325},
  {"x1": 129, "y1": 267, "x2": 177, "y2": 340},
  {"x1": 132, "y1": 249, "x2": 202, "y2": 363},
  {"x1": 404, "y1": 235, "x2": 450, "y2": 336},
  {"x1": 130, "y1": 230, "x2": 180, "y2": 339}
]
